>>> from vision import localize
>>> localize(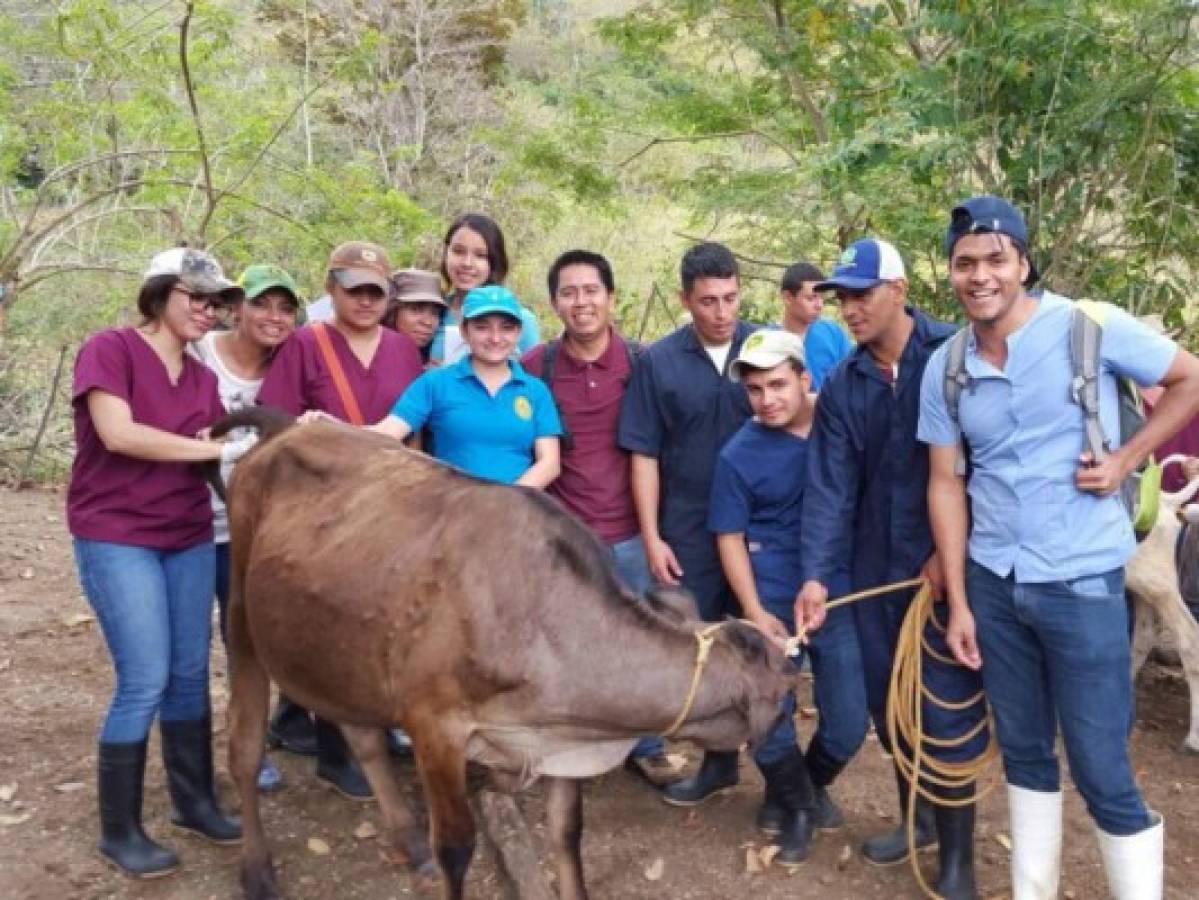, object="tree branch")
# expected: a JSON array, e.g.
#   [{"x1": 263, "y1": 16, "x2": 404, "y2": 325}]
[{"x1": 179, "y1": 1, "x2": 217, "y2": 240}]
